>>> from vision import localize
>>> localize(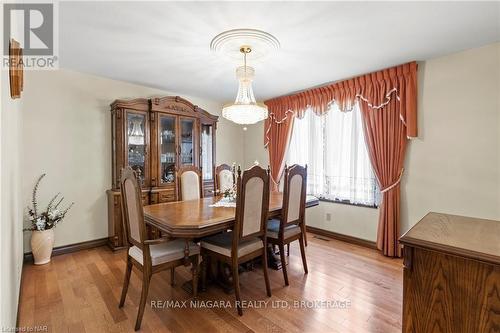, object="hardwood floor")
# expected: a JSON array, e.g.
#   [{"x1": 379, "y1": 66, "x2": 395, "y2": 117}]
[{"x1": 18, "y1": 233, "x2": 403, "y2": 333}]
